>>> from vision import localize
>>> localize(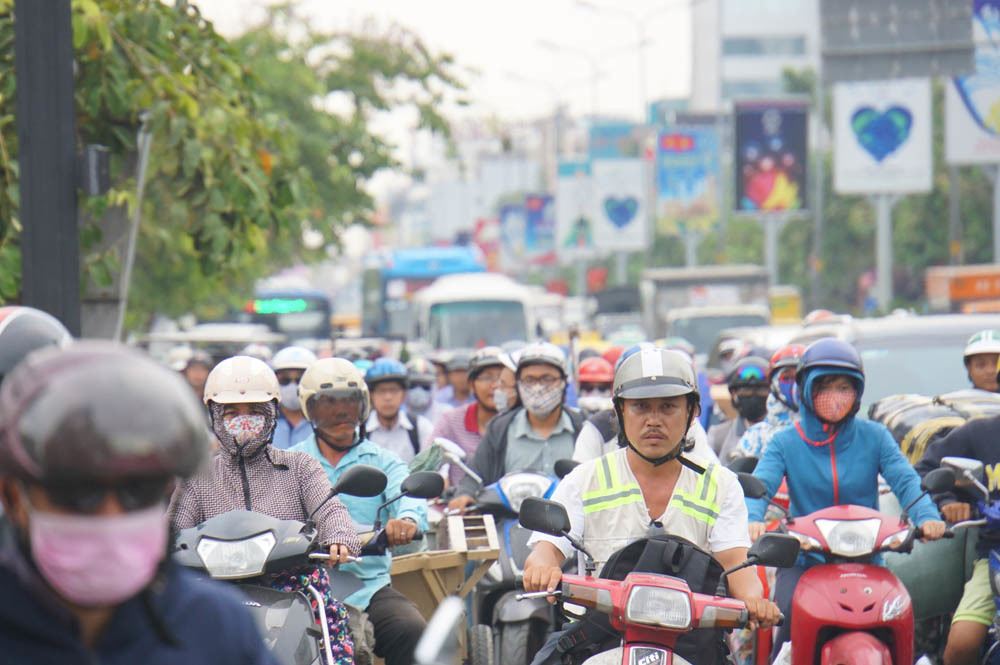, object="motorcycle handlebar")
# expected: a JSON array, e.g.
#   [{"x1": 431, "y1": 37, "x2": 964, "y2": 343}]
[
  {"x1": 515, "y1": 590, "x2": 562, "y2": 601},
  {"x1": 308, "y1": 552, "x2": 361, "y2": 564}
]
